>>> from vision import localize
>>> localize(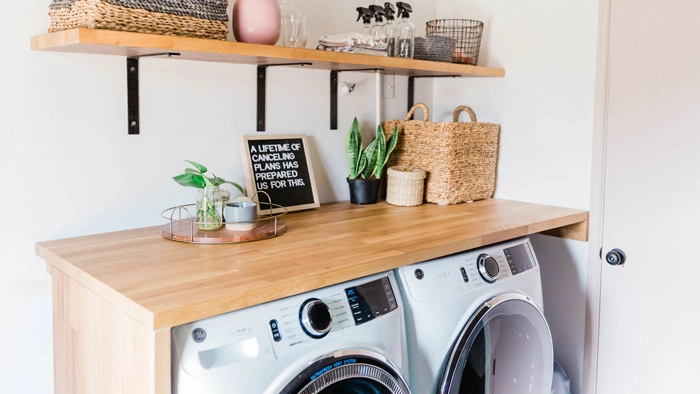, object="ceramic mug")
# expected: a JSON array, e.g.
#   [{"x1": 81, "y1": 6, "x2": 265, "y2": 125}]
[{"x1": 224, "y1": 201, "x2": 257, "y2": 231}]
